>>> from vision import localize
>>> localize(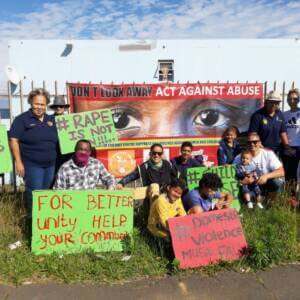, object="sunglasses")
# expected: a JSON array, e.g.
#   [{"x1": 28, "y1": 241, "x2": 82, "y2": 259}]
[
  {"x1": 247, "y1": 140, "x2": 260, "y2": 145},
  {"x1": 267, "y1": 101, "x2": 280, "y2": 105},
  {"x1": 151, "y1": 151, "x2": 163, "y2": 156},
  {"x1": 55, "y1": 105, "x2": 66, "y2": 108},
  {"x1": 289, "y1": 97, "x2": 299, "y2": 101}
]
